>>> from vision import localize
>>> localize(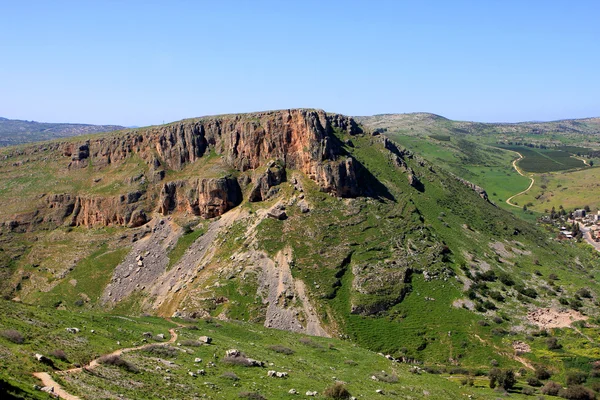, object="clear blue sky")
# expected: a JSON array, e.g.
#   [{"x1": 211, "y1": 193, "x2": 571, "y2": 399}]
[{"x1": 1, "y1": 0, "x2": 598, "y2": 126}]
